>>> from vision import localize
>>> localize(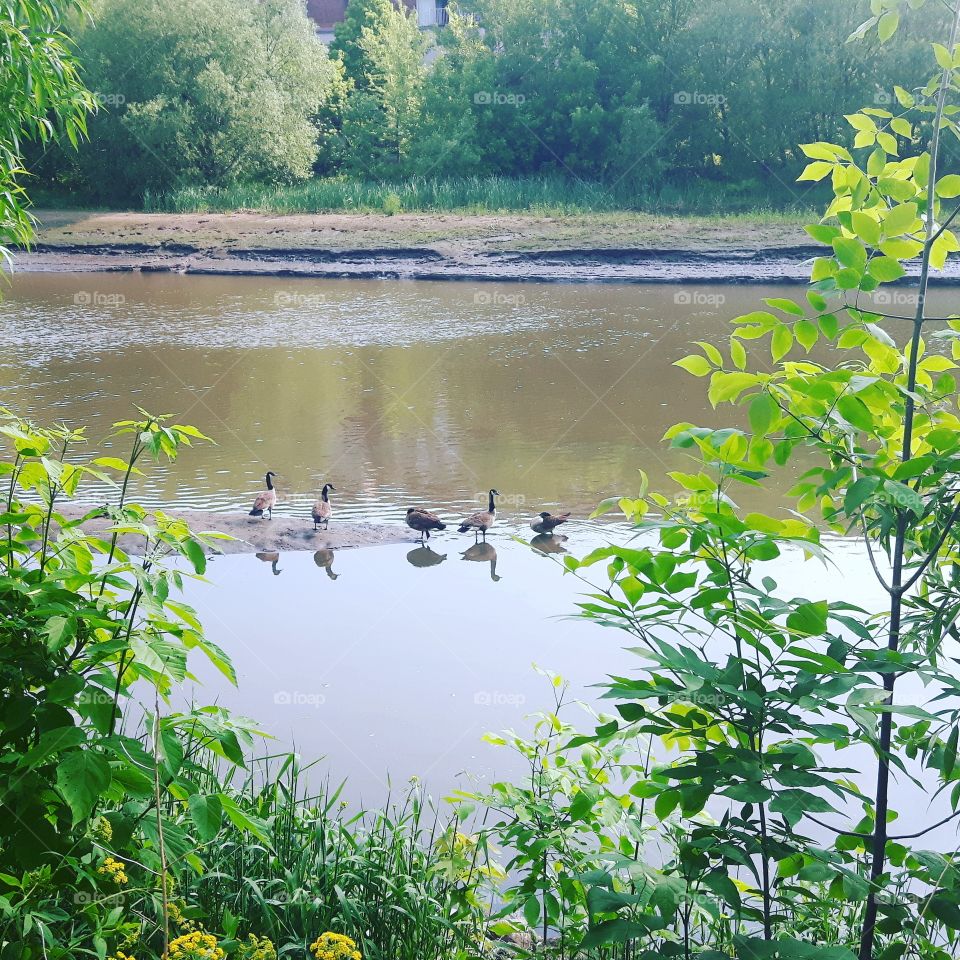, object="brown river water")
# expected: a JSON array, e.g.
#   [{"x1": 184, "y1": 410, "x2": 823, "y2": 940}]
[{"x1": 0, "y1": 272, "x2": 950, "y2": 825}]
